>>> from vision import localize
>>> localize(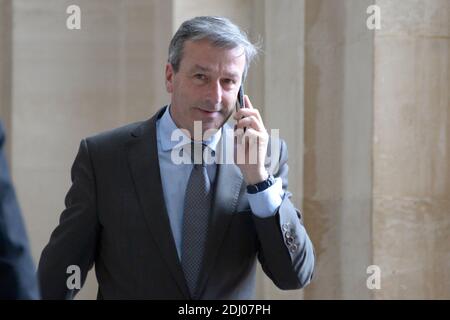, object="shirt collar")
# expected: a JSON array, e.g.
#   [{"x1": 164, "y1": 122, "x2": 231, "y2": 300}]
[{"x1": 158, "y1": 105, "x2": 222, "y2": 152}]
